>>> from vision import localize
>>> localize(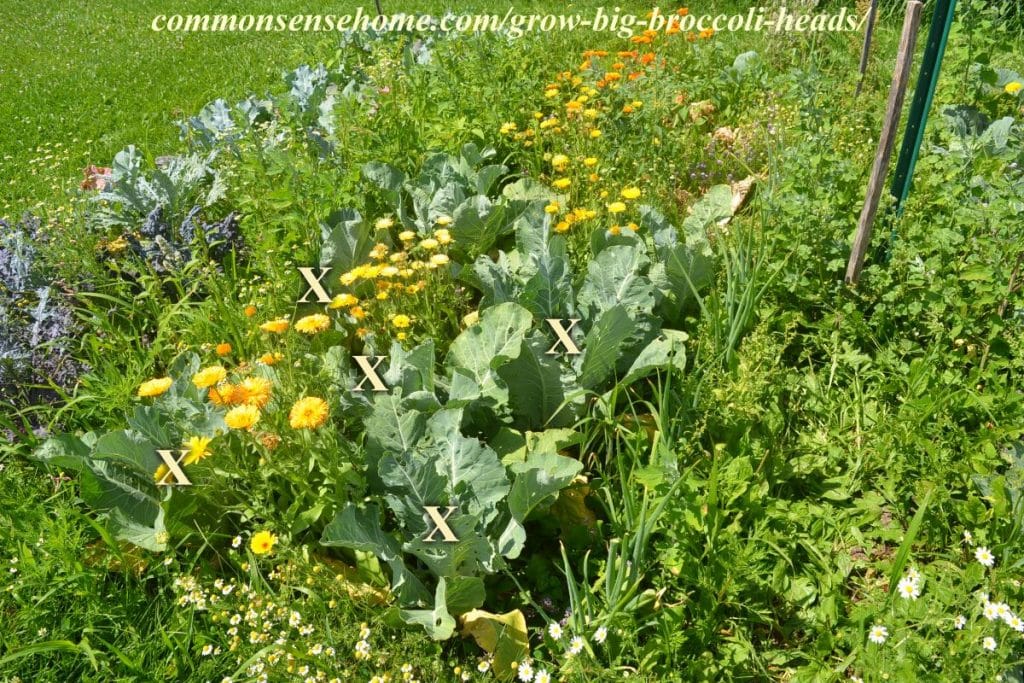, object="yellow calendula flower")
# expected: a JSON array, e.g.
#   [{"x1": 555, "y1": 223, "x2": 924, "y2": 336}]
[
  {"x1": 250, "y1": 530, "x2": 278, "y2": 555},
  {"x1": 392, "y1": 314, "x2": 412, "y2": 329},
  {"x1": 551, "y1": 154, "x2": 570, "y2": 171},
  {"x1": 434, "y1": 228, "x2": 452, "y2": 244},
  {"x1": 138, "y1": 377, "x2": 173, "y2": 398},
  {"x1": 552, "y1": 178, "x2": 572, "y2": 190},
  {"x1": 339, "y1": 271, "x2": 358, "y2": 286},
  {"x1": 435, "y1": 215, "x2": 453, "y2": 227},
  {"x1": 544, "y1": 201, "x2": 560, "y2": 214},
  {"x1": 294, "y1": 314, "x2": 330, "y2": 334},
  {"x1": 225, "y1": 405, "x2": 261, "y2": 430},
  {"x1": 375, "y1": 216, "x2": 394, "y2": 230},
  {"x1": 419, "y1": 238, "x2": 439, "y2": 251},
  {"x1": 430, "y1": 253, "x2": 450, "y2": 266},
  {"x1": 289, "y1": 397, "x2": 329, "y2": 429},
  {"x1": 349, "y1": 305, "x2": 367, "y2": 320},
  {"x1": 183, "y1": 436, "x2": 213, "y2": 465},
  {"x1": 590, "y1": 129, "x2": 603, "y2": 139},
  {"x1": 260, "y1": 318, "x2": 290, "y2": 334},
  {"x1": 239, "y1": 376, "x2": 272, "y2": 409},
  {"x1": 1006, "y1": 81, "x2": 1022, "y2": 95},
  {"x1": 583, "y1": 157, "x2": 598, "y2": 167},
  {"x1": 607, "y1": 201, "x2": 627, "y2": 214},
  {"x1": 620, "y1": 186, "x2": 642, "y2": 200},
  {"x1": 192, "y1": 365, "x2": 227, "y2": 389},
  {"x1": 398, "y1": 230, "x2": 416, "y2": 242},
  {"x1": 500, "y1": 122, "x2": 517, "y2": 135},
  {"x1": 329, "y1": 293, "x2": 359, "y2": 309},
  {"x1": 555, "y1": 221, "x2": 570, "y2": 233}
]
